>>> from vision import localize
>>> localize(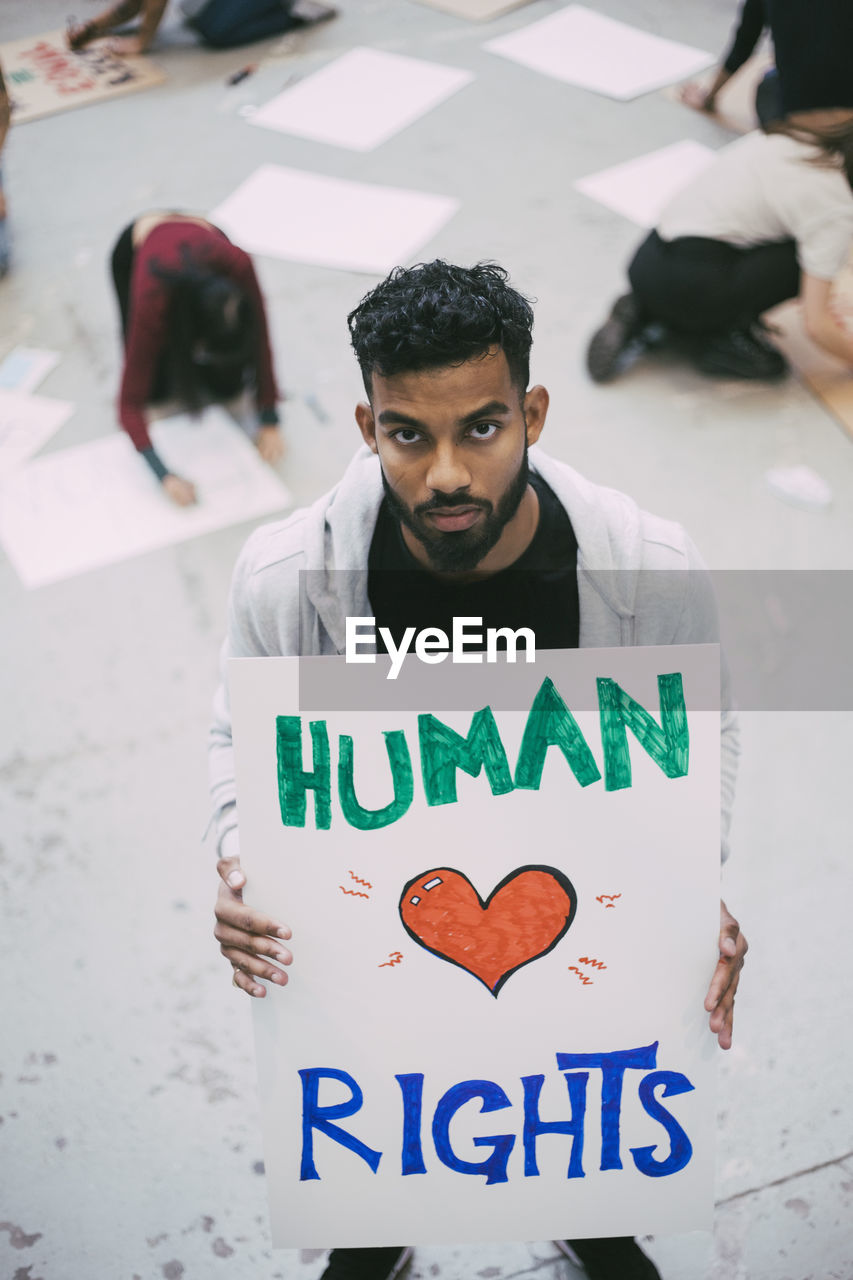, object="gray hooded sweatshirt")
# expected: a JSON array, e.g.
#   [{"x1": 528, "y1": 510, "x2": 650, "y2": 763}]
[{"x1": 209, "y1": 445, "x2": 738, "y2": 861}]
